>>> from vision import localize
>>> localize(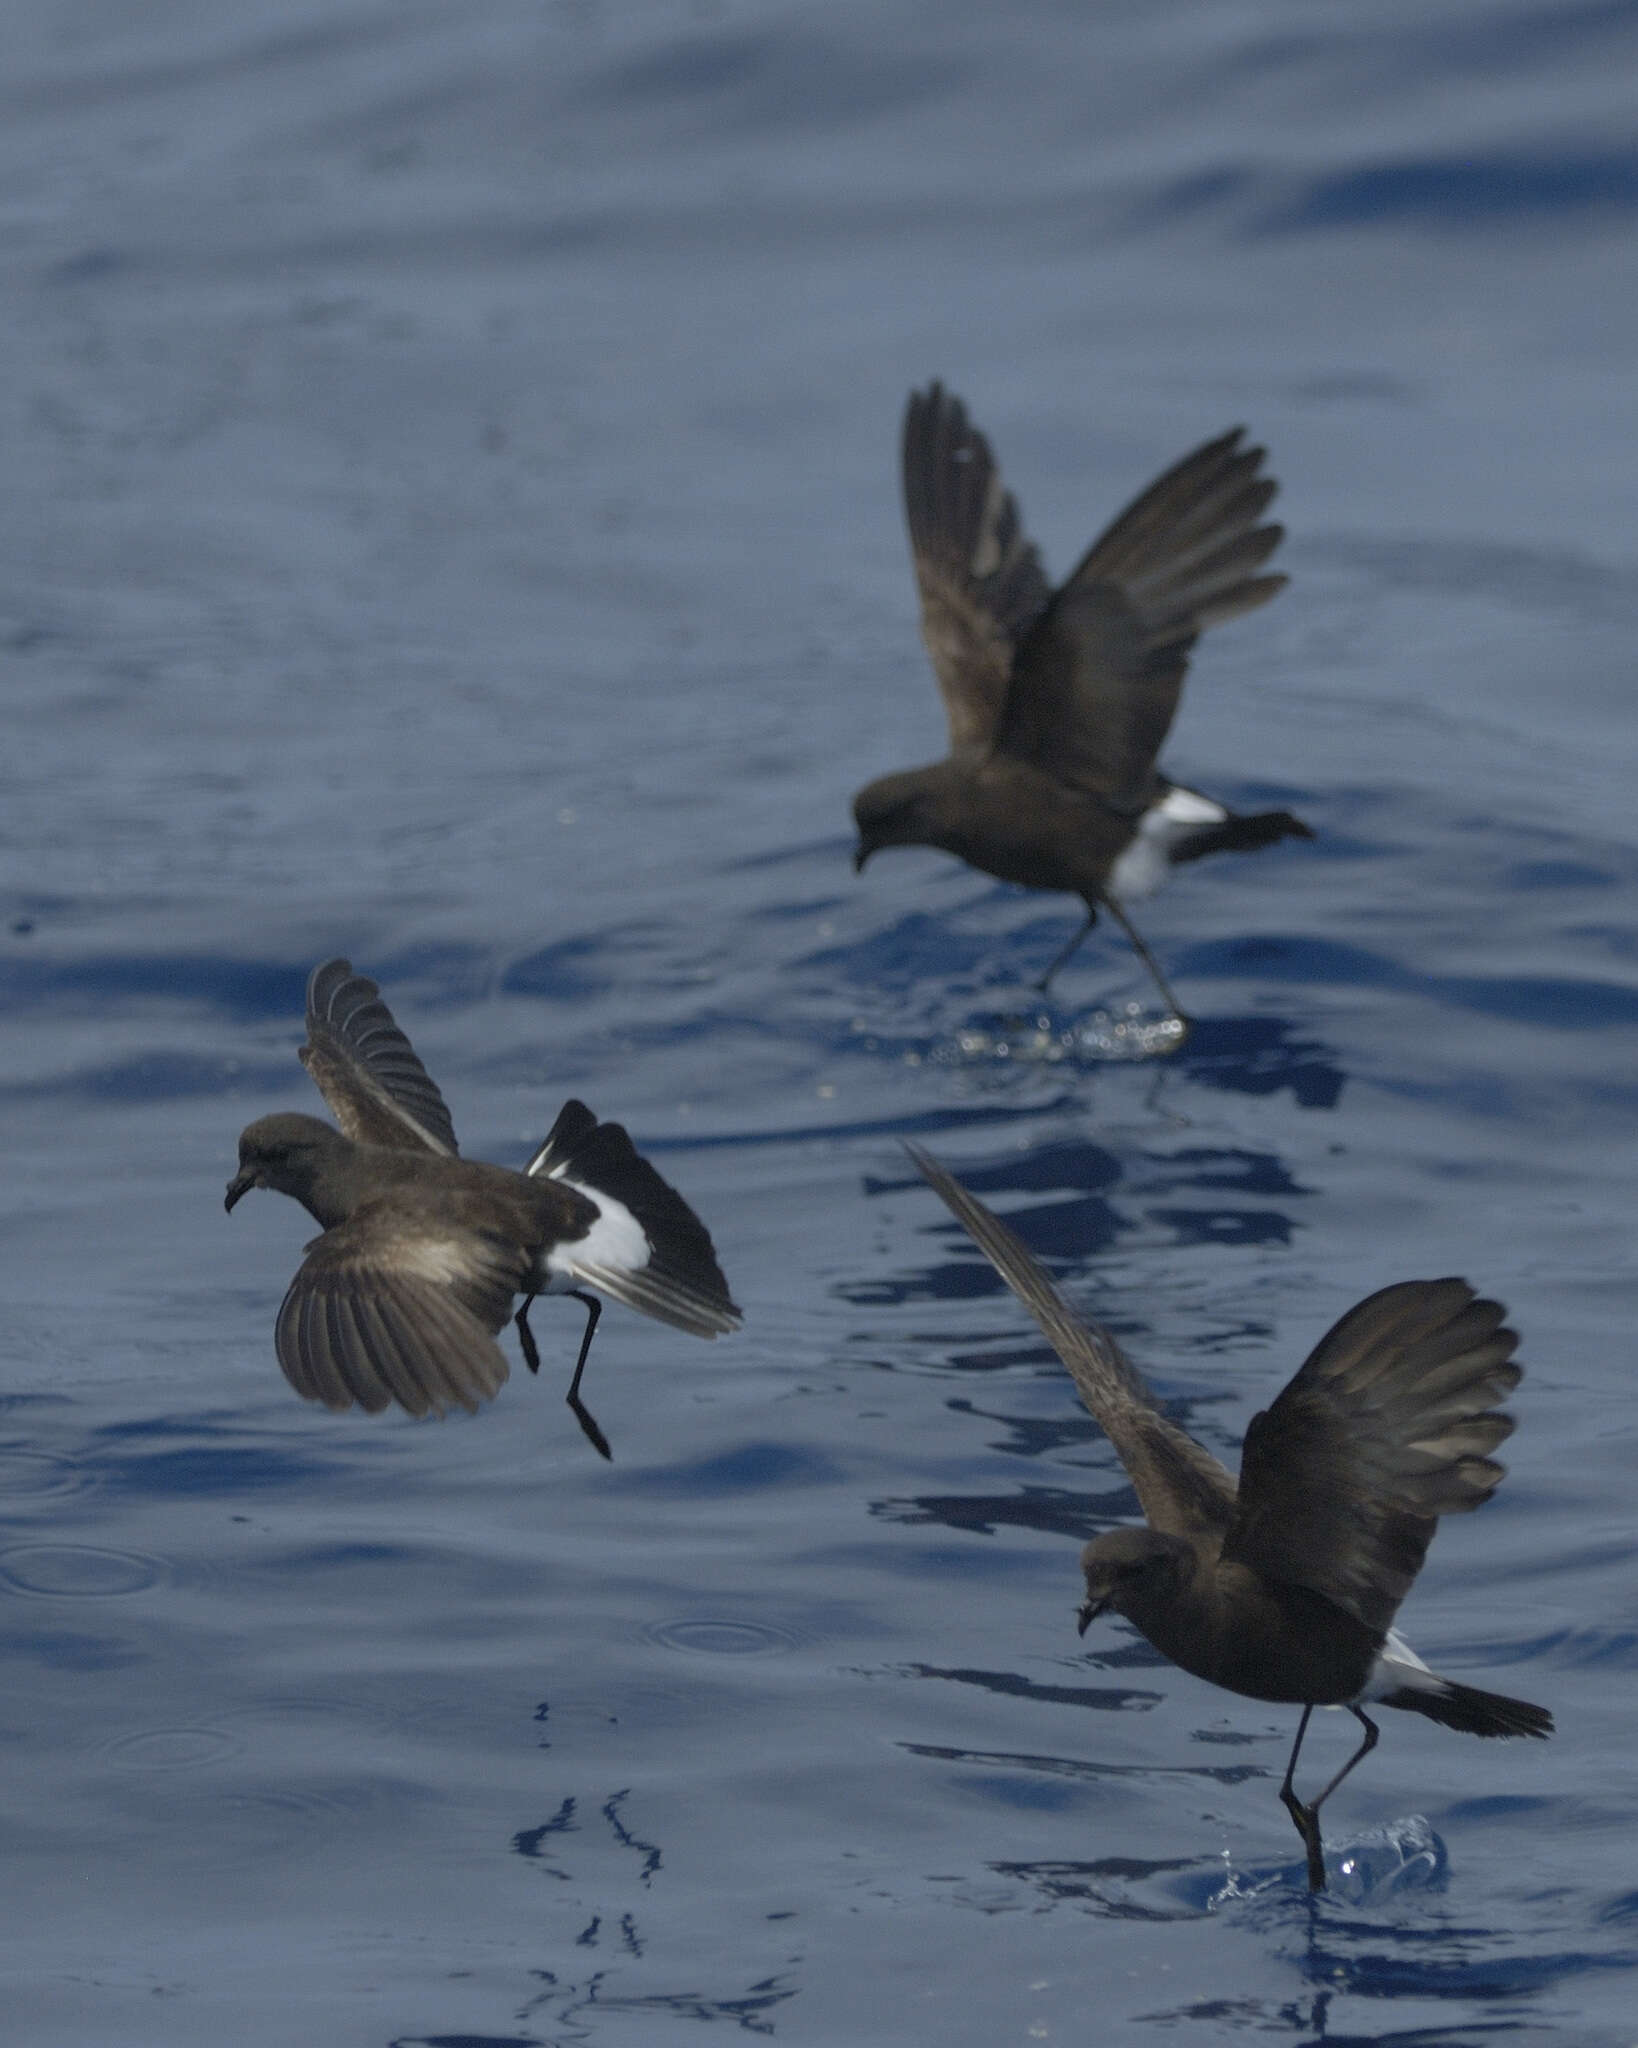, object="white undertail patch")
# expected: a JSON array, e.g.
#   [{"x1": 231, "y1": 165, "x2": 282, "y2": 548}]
[
  {"x1": 539, "y1": 1178, "x2": 651, "y2": 1295},
  {"x1": 1108, "y1": 784, "x2": 1228, "y2": 903},
  {"x1": 1357, "y1": 1628, "x2": 1447, "y2": 1705}
]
